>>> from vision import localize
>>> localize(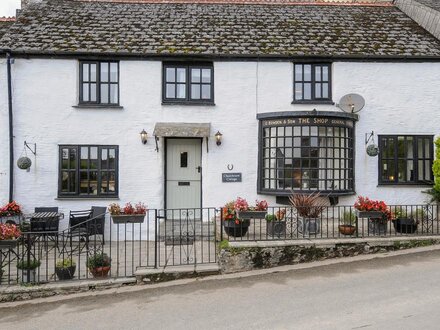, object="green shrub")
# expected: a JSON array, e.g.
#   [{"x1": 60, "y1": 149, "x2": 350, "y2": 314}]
[
  {"x1": 425, "y1": 137, "x2": 440, "y2": 203},
  {"x1": 86, "y1": 253, "x2": 111, "y2": 269},
  {"x1": 17, "y1": 259, "x2": 41, "y2": 270},
  {"x1": 56, "y1": 259, "x2": 76, "y2": 269},
  {"x1": 265, "y1": 214, "x2": 276, "y2": 222},
  {"x1": 341, "y1": 210, "x2": 356, "y2": 225}
]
